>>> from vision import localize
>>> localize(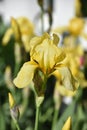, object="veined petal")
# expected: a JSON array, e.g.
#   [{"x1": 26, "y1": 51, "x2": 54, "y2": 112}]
[
  {"x1": 54, "y1": 65, "x2": 79, "y2": 91},
  {"x1": 30, "y1": 32, "x2": 50, "y2": 53},
  {"x1": 55, "y1": 81, "x2": 76, "y2": 96},
  {"x1": 31, "y1": 39, "x2": 66, "y2": 74},
  {"x1": 13, "y1": 61, "x2": 38, "y2": 88}
]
